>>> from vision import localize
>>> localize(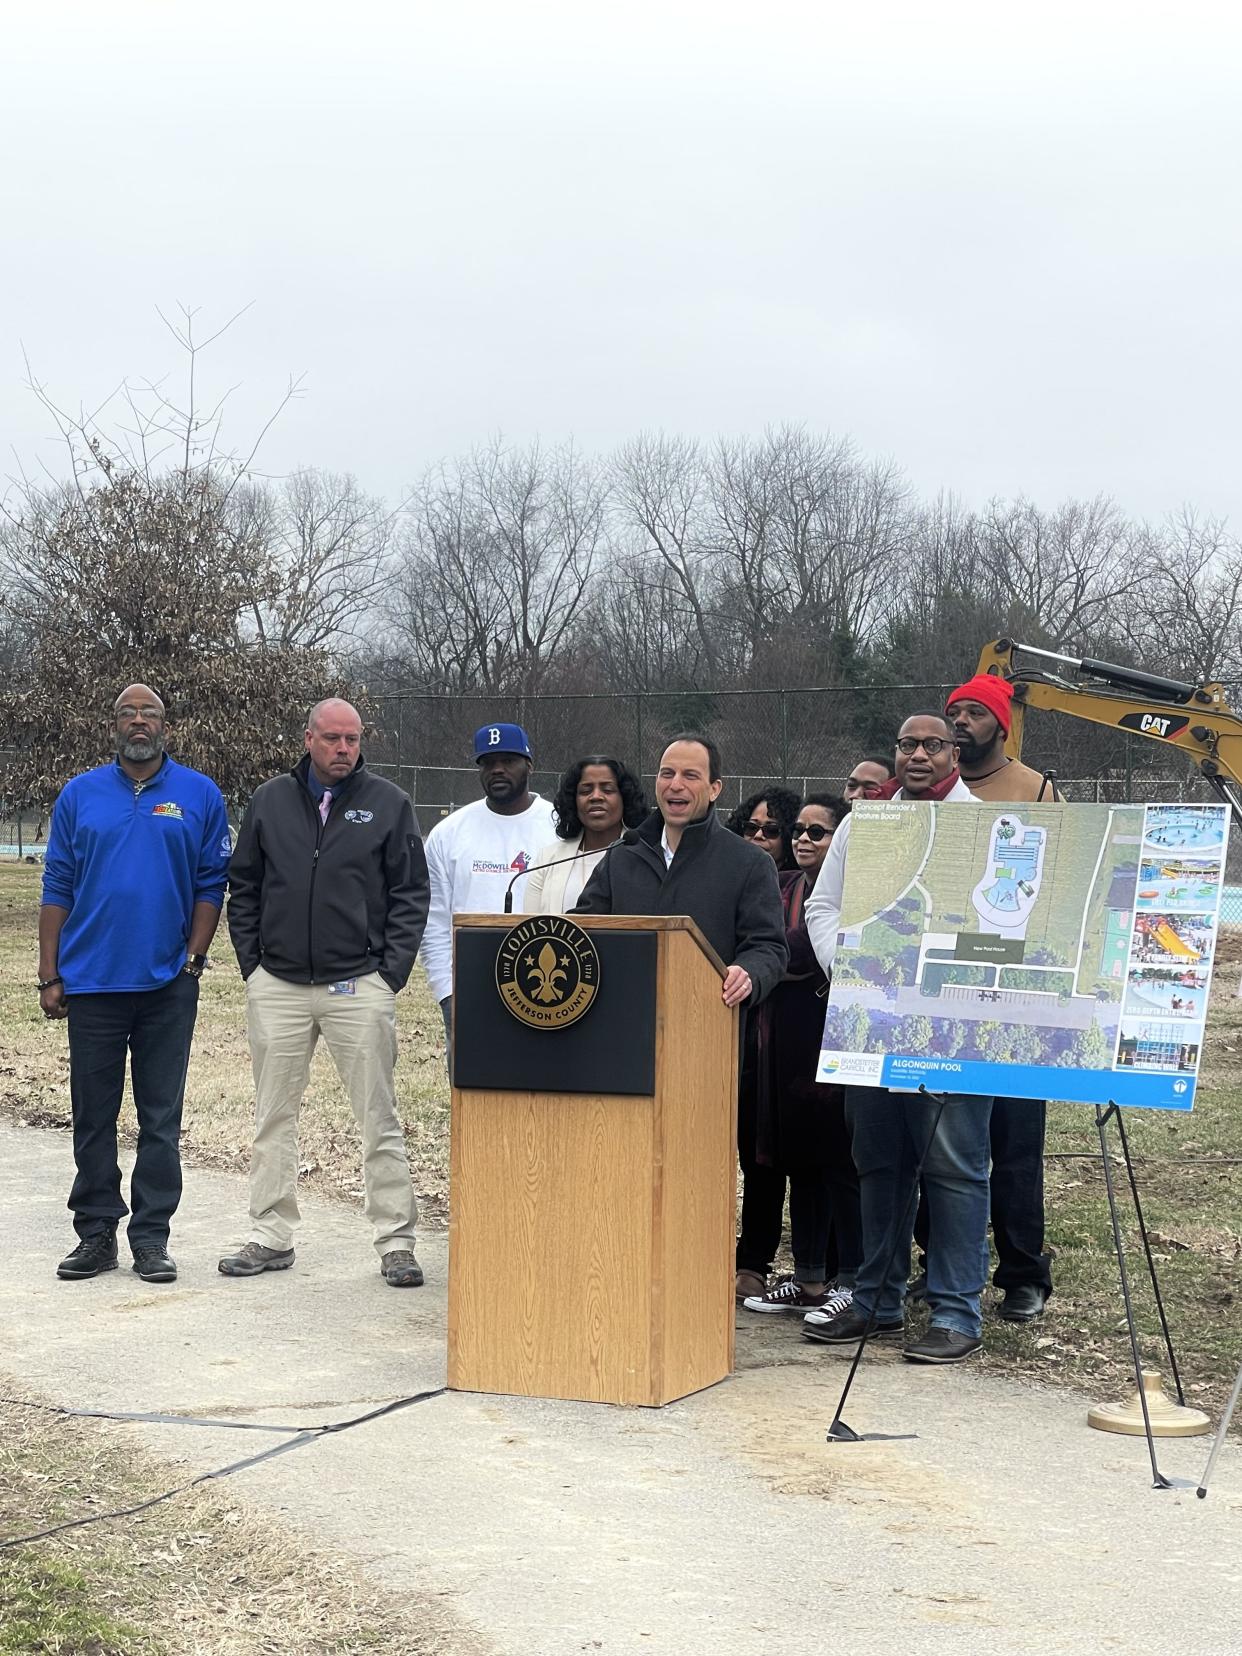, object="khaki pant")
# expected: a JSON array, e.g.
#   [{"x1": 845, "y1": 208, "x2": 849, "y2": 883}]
[{"x1": 244, "y1": 968, "x2": 417, "y2": 1256}]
